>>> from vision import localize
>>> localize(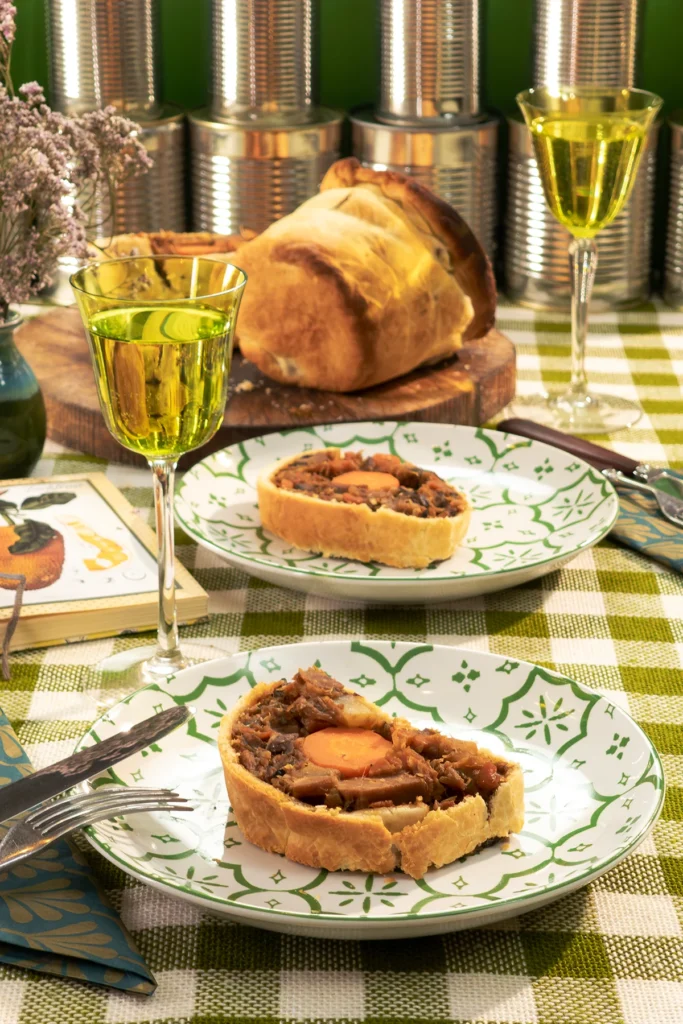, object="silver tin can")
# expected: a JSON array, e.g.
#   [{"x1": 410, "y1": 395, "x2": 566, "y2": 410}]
[
  {"x1": 504, "y1": 116, "x2": 658, "y2": 311},
  {"x1": 189, "y1": 108, "x2": 342, "y2": 235},
  {"x1": 378, "y1": 0, "x2": 482, "y2": 124},
  {"x1": 351, "y1": 108, "x2": 498, "y2": 257},
  {"x1": 664, "y1": 114, "x2": 683, "y2": 309},
  {"x1": 211, "y1": 0, "x2": 318, "y2": 124},
  {"x1": 47, "y1": 0, "x2": 160, "y2": 116},
  {"x1": 91, "y1": 106, "x2": 186, "y2": 236},
  {"x1": 534, "y1": 0, "x2": 641, "y2": 90}
]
